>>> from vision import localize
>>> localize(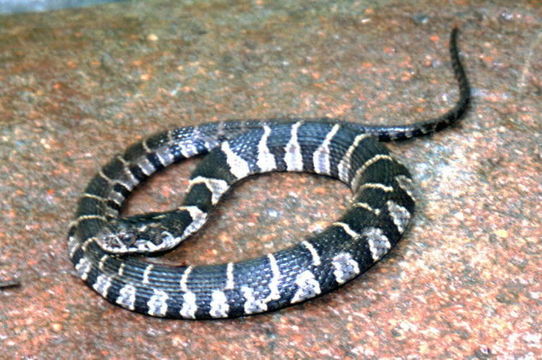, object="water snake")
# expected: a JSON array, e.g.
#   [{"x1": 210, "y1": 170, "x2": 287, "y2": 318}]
[{"x1": 68, "y1": 28, "x2": 470, "y2": 319}]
